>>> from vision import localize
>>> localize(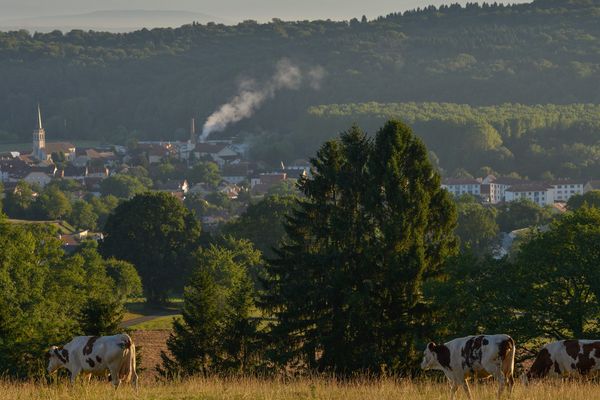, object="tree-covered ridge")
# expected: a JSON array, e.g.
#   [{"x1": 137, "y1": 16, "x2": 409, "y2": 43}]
[
  {"x1": 307, "y1": 102, "x2": 600, "y2": 178},
  {"x1": 4, "y1": 1, "x2": 600, "y2": 143}
]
